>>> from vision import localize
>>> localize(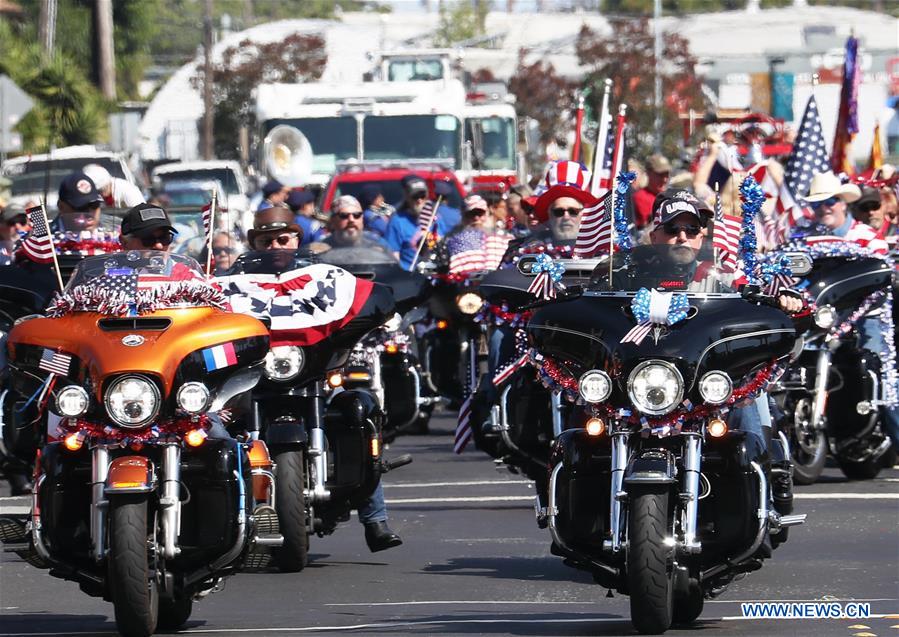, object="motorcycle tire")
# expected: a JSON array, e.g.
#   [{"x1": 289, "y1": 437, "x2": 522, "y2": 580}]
[
  {"x1": 157, "y1": 597, "x2": 192, "y2": 630},
  {"x1": 791, "y1": 429, "x2": 827, "y2": 486},
  {"x1": 108, "y1": 495, "x2": 159, "y2": 637},
  {"x1": 627, "y1": 486, "x2": 673, "y2": 635},
  {"x1": 672, "y1": 580, "x2": 704, "y2": 625},
  {"x1": 837, "y1": 456, "x2": 882, "y2": 481},
  {"x1": 273, "y1": 448, "x2": 310, "y2": 572}
]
